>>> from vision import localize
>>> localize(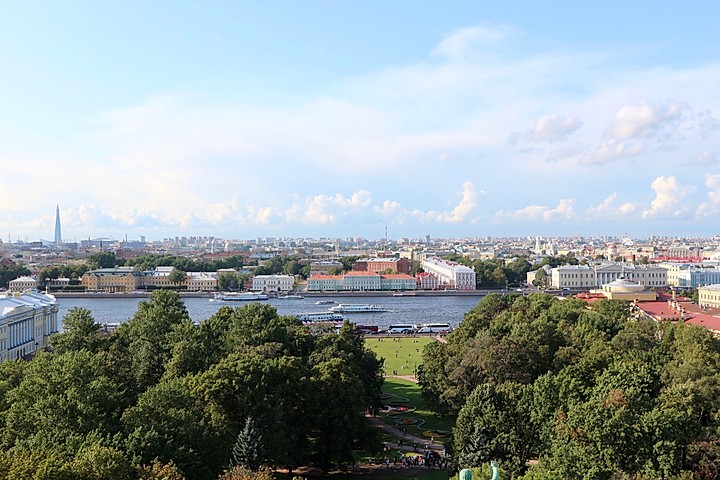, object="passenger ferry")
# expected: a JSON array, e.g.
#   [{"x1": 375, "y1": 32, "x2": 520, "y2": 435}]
[
  {"x1": 329, "y1": 303, "x2": 387, "y2": 313},
  {"x1": 212, "y1": 292, "x2": 269, "y2": 301},
  {"x1": 296, "y1": 312, "x2": 345, "y2": 322}
]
